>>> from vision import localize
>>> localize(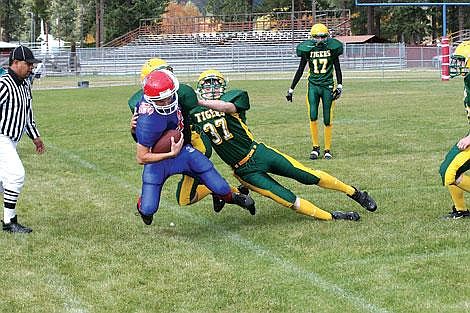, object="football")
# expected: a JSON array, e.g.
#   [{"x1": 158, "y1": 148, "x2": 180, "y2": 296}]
[{"x1": 152, "y1": 129, "x2": 182, "y2": 153}]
